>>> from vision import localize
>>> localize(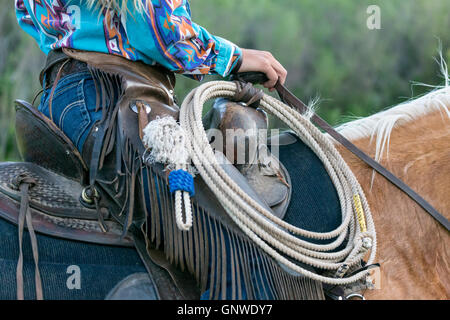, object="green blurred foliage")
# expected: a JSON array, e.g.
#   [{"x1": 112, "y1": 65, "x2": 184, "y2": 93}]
[
  {"x1": 1, "y1": 0, "x2": 450, "y2": 161},
  {"x1": 0, "y1": 3, "x2": 46, "y2": 160}
]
